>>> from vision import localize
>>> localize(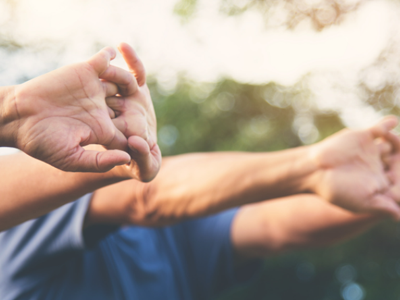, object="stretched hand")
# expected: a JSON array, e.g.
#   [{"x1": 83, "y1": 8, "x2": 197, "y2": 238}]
[
  {"x1": 105, "y1": 43, "x2": 161, "y2": 182},
  {"x1": 309, "y1": 116, "x2": 400, "y2": 220},
  {"x1": 9, "y1": 47, "x2": 134, "y2": 172}
]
